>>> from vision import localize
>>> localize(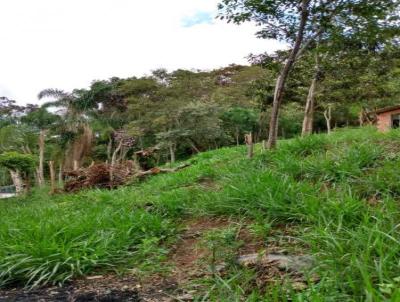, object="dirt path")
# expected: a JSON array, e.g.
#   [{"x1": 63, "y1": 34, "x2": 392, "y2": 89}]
[{"x1": 0, "y1": 218, "x2": 310, "y2": 301}]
